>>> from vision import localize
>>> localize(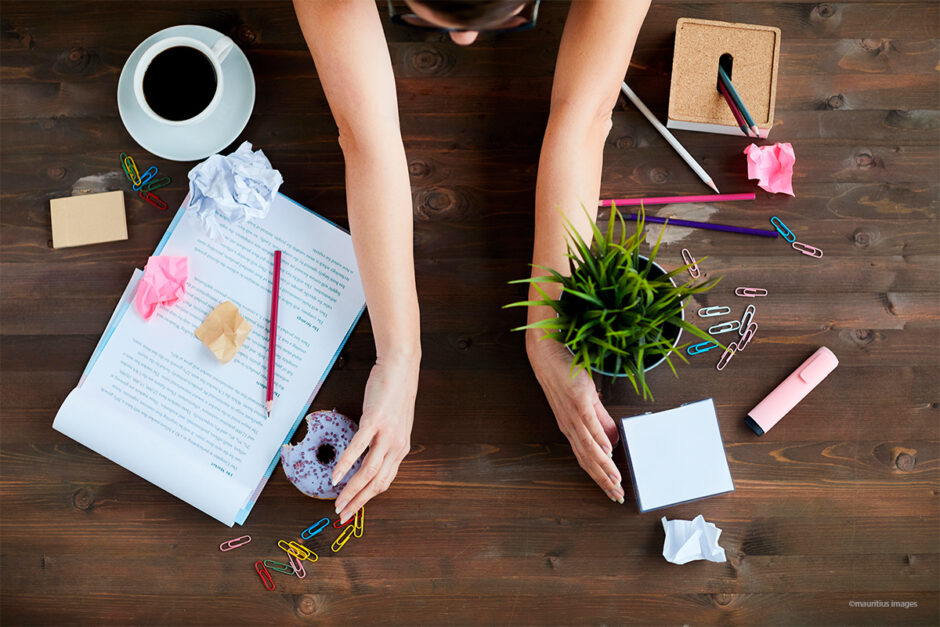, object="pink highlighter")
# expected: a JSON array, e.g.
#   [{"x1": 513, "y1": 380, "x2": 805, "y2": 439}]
[{"x1": 745, "y1": 347, "x2": 839, "y2": 436}]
